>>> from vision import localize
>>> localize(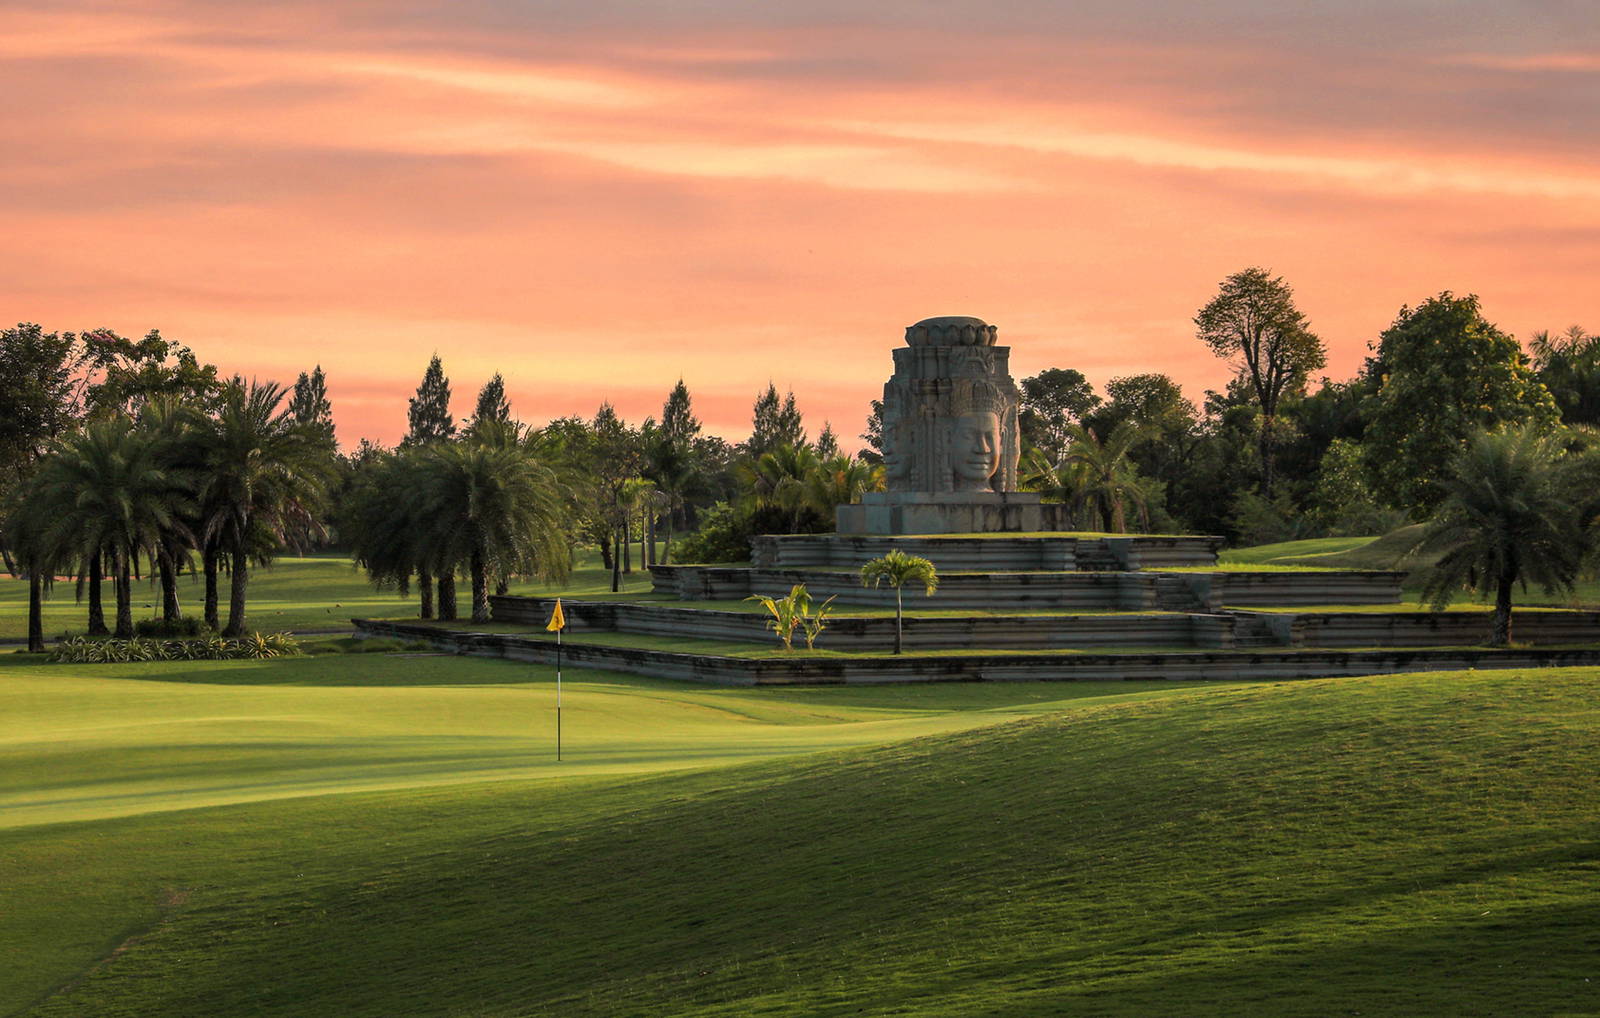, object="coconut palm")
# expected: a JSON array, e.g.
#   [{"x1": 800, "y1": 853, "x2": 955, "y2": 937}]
[
  {"x1": 136, "y1": 396, "x2": 204, "y2": 624},
  {"x1": 1411, "y1": 426, "x2": 1583, "y2": 646},
  {"x1": 860, "y1": 548, "x2": 939, "y2": 655},
  {"x1": 32, "y1": 418, "x2": 192, "y2": 637},
  {"x1": 5, "y1": 485, "x2": 57, "y2": 652},
  {"x1": 415, "y1": 439, "x2": 572, "y2": 622},
  {"x1": 344, "y1": 450, "x2": 438, "y2": 618},
  {"x1": 199, "y1": 381, "x2": 332, "y2": 636}
]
